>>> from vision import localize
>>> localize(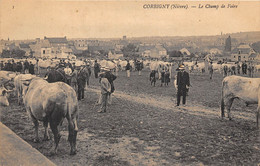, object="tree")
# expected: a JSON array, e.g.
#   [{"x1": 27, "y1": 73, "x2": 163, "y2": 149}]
[
  {"x1": 121, "y1": 44, "x2": 139, "y2": 58},
  {"x1": 11, "y1": 49, "x2": 26, "y2": 58},
  {"x1": 1, "y1": 50, "x2": 11, "y2": 58},
  {"x1": 168, "y1": 50, "x2": 183, "y2": 57},
  {"x1": 1, "y1": 49, "x2": 25, "y2": 58}
]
